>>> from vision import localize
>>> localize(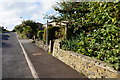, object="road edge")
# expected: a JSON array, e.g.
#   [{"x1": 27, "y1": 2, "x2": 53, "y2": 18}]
[
  {"x1": 0, "y1": 33, "x2": 2, "y2": 80},
  {"x1": 16, "y1": 33, "x2": 40, "y2": 79}
]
